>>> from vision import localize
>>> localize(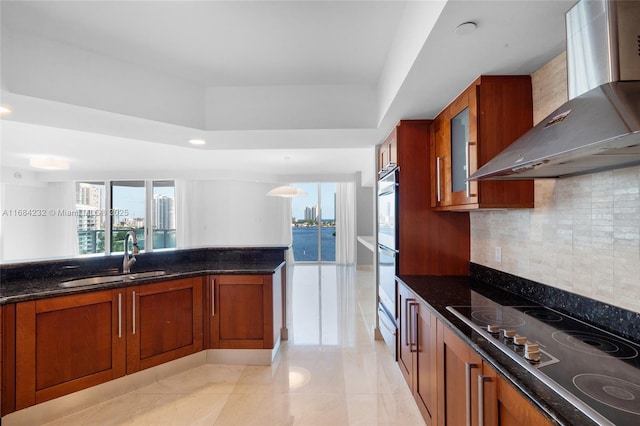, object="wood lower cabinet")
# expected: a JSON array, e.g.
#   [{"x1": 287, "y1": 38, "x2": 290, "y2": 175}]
[
  {"x1": 208, "y1": 270, "x2": 282, "y2": 350},
  {"x1": 490, "y1": 364, "x2": 553, "y2": 426},
  {"x1": 126, "y1": 278, "x2": 203, "y2": 373},
  {"x1": 437, "y1": 322, "x2": 484, "y2": 426},
  {"x1": 14, "y1": 290, "x2": 126, "y2": 410},
  {"x1": 436, "y1": 322, "x2": 552, "y2": 426},
  {"x1": 10, "y1": 277, "x2": 204, "y2": 412},
  {"x1": 398, "y1": 282, "x2": 437, "y2": 425}
]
